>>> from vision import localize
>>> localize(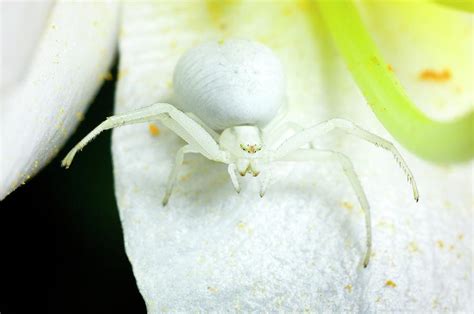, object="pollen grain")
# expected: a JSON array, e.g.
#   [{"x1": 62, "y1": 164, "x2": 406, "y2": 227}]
[
  {"x1": 385, "y1": 280, "x2": 397, "y2": 288},
  {"x1": 419, "y1": 68, "x2": 451, "y2": 82},
  {"x1": 148, "y1": 123, "x2": 160, "y2": 137}
]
